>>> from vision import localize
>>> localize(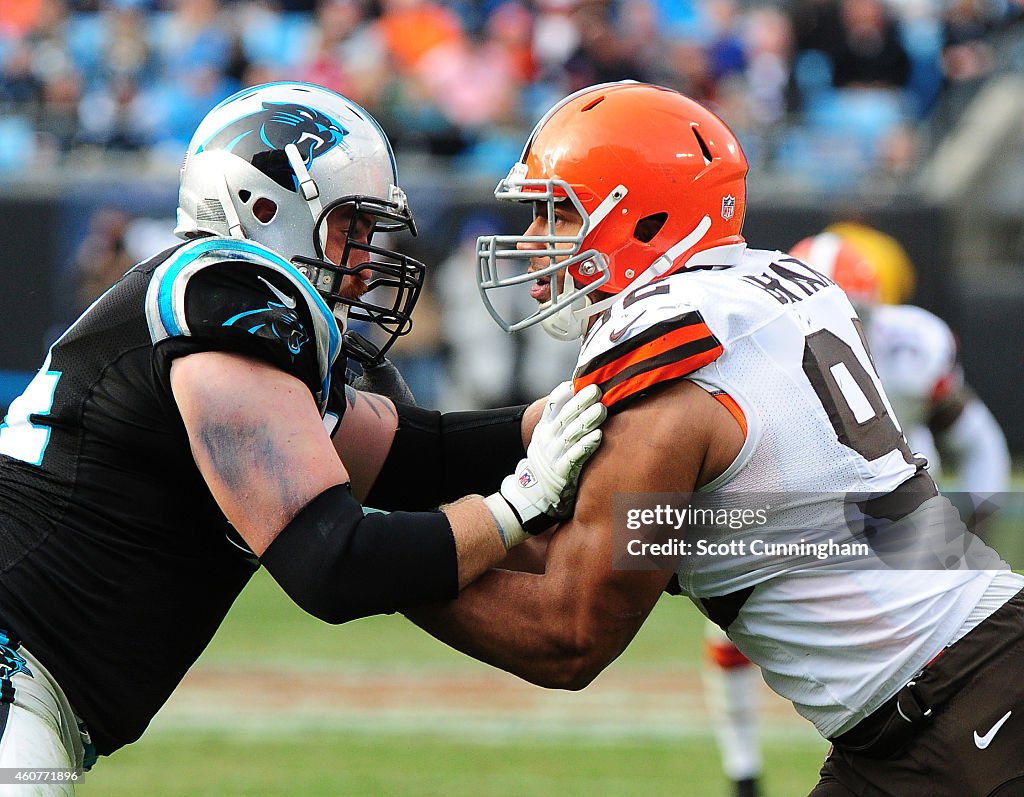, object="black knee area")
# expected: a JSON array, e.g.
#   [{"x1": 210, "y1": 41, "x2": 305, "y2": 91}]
[
  {"x1": 366, "y1": 403, "x2": 527, "y2": 511},
  {"x1": 260, "y1": 484, "x2": 458, "y2": 624}
]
